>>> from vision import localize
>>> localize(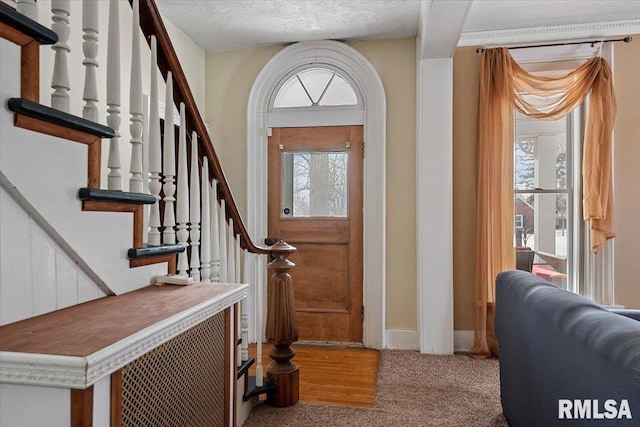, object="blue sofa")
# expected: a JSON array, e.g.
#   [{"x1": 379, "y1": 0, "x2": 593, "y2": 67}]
[{"x1": 495, "y1": 270, "x2": 640, "y2": 426}]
